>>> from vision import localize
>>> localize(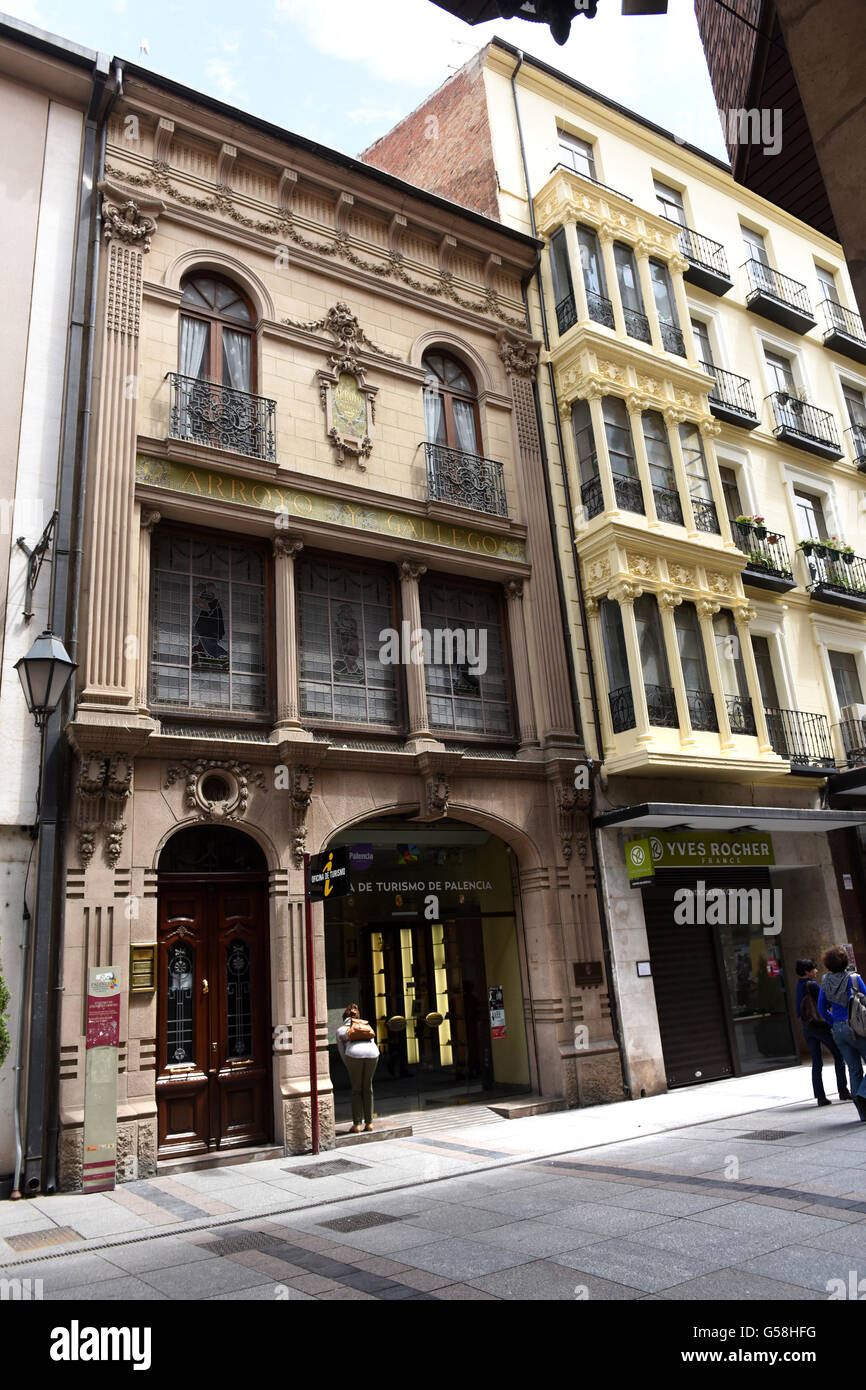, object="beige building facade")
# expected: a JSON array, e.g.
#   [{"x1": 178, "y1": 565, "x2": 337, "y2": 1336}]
[{"x1": 55, "y1": 61, "x2": 627, "y2": 1188}]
